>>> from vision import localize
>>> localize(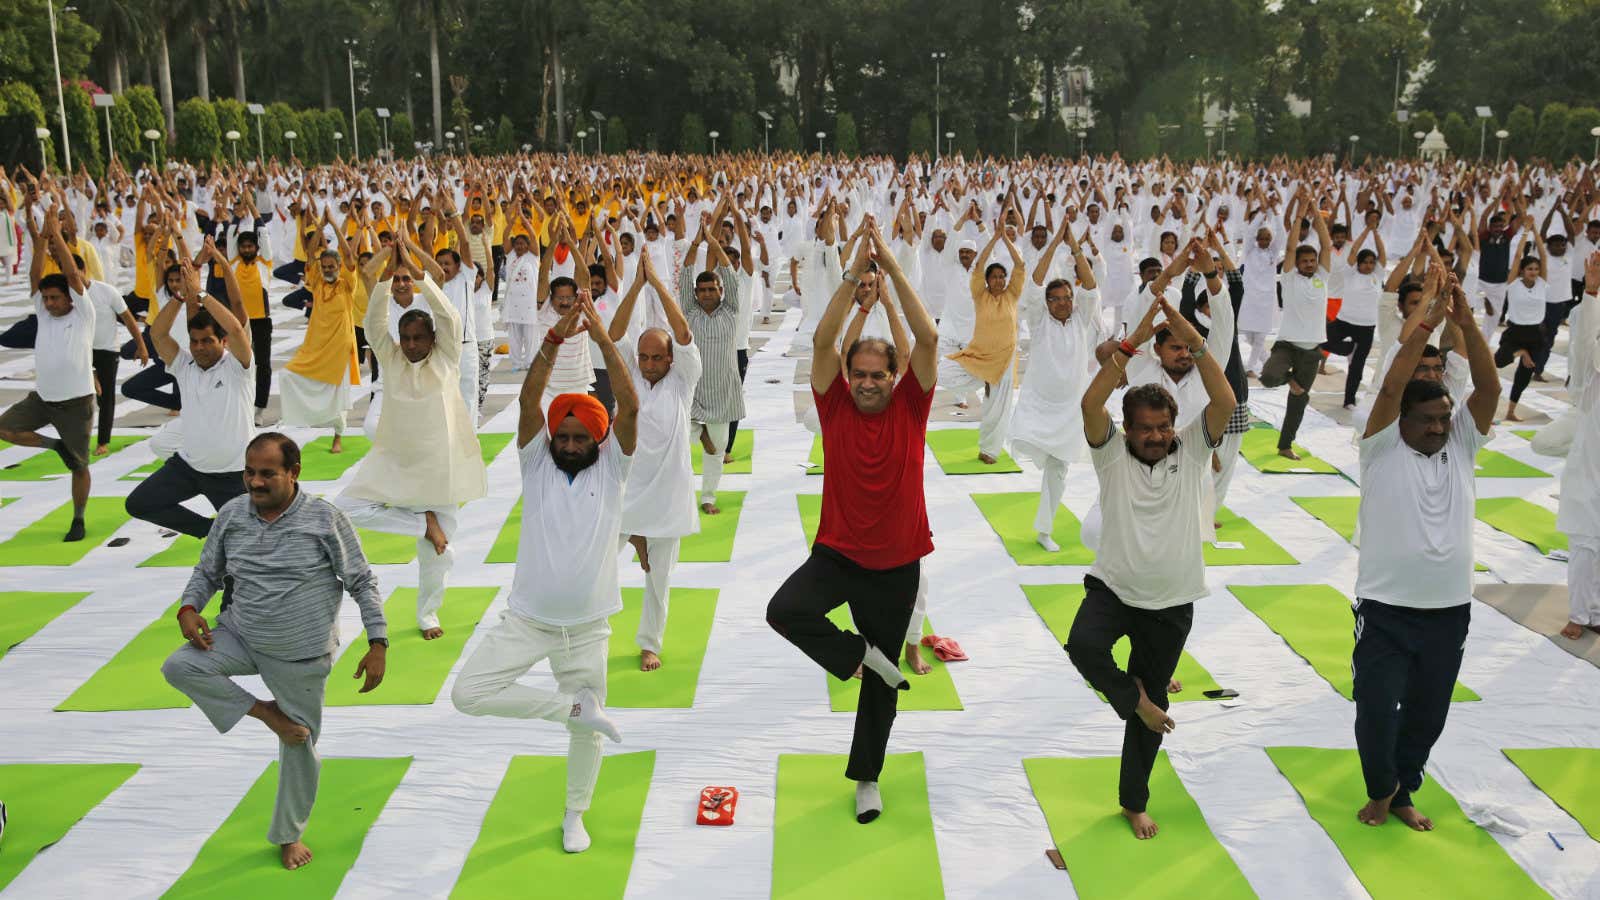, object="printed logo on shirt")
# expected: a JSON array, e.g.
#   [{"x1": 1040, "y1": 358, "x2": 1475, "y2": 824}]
[
  {"x1": 1168, "y1": 464, "x2": 1178, "y2": 473},
  {"x1": 1311, "y1": 278, "x2": 1326, "y2": 290}
]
